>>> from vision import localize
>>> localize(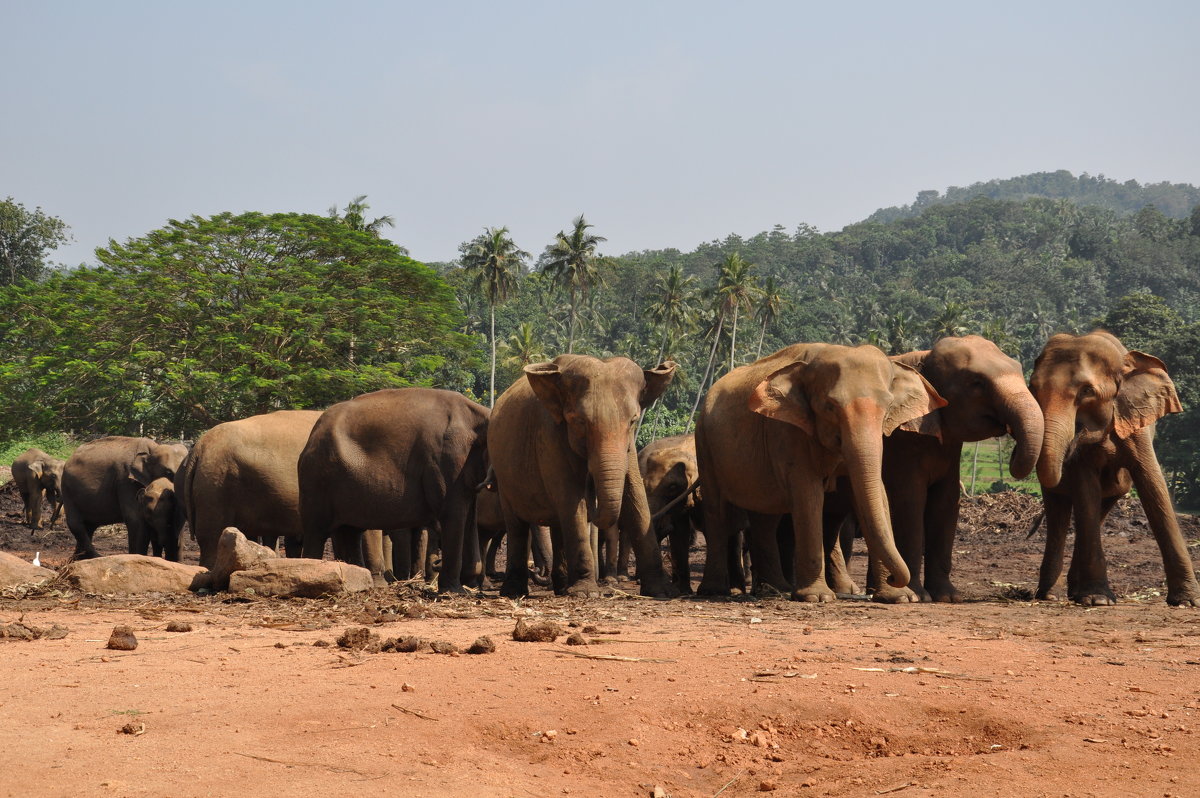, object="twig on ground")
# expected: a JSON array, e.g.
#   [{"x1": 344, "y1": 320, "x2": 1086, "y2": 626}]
[
  {"x1": 551, "y1": 649, "x2": 676, "y2": 663},
  {"x1": 232, "y1": 752, "x2": 375, "y2": 777},
  {"x1": 390, "y1": 703, "x2": 438, "y2": 721}
]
